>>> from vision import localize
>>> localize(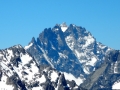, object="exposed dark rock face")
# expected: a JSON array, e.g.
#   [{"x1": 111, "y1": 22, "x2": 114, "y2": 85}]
[
  {"x1": 0, "y1": 70, "x2": 2, "y2": 81},
  {"x1": 58, "y1": 74, "x2": 68, "y2": 90}
]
